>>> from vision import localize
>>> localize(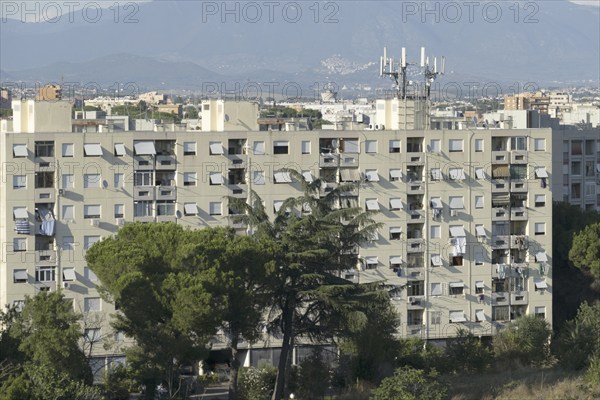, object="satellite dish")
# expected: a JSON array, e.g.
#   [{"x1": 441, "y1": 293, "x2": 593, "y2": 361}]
[
  {"x1": 331, "y1": 139, "x2": 339, "y2": 149},
  {"x1": 102, "y1": 180, "x2": 108, "y2": 189},
  {"x1": 176, "y1": 210, "x2": 182, "y2": 219},
  {"x1": 224, "y1": 114, "x2": 230, "y2": 122}
]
